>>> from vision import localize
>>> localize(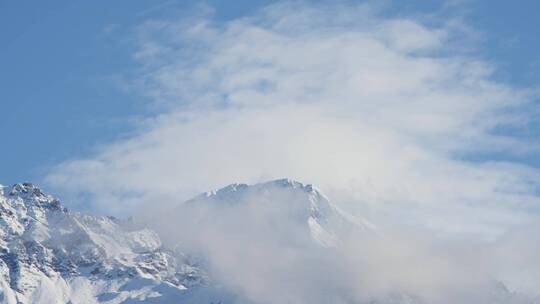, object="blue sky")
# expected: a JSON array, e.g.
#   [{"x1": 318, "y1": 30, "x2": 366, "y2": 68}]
[
  {"x1": 0, "y1": 0, "x2": 275, "y2": 184},
  {"x1": 1, "y1": 0, "x2": 540, "y2": 186}
]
